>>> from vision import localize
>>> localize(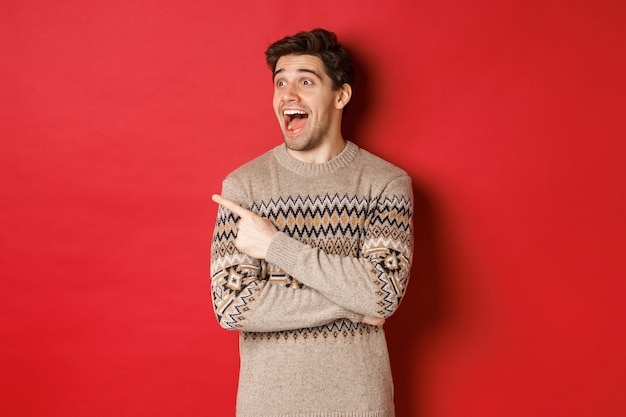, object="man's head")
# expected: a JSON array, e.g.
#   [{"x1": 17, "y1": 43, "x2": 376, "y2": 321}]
[
  {"x1": 266, "y1": 29, "x2": 354, "y2": 162},
  {"x1": 265, "y1": 28, "x2": 354, "y2": 93}
]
